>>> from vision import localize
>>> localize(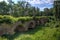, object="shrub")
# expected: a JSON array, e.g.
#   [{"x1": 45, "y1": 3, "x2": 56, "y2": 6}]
[
  {"x1": 0, "y1": 15, "x2": 17, "y2": 24},
  {"x1": 17, "y1": 17, "x2": 33, "y2": 24},
  {"x1": 2, "y1": 16, "x2": 13, "y2": 24}
]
